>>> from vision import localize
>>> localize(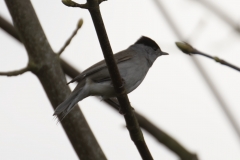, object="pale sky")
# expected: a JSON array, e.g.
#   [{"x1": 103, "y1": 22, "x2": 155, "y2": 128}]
[{"x1": 1, "y1": 0, "x2": 240, "y2": 159}]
